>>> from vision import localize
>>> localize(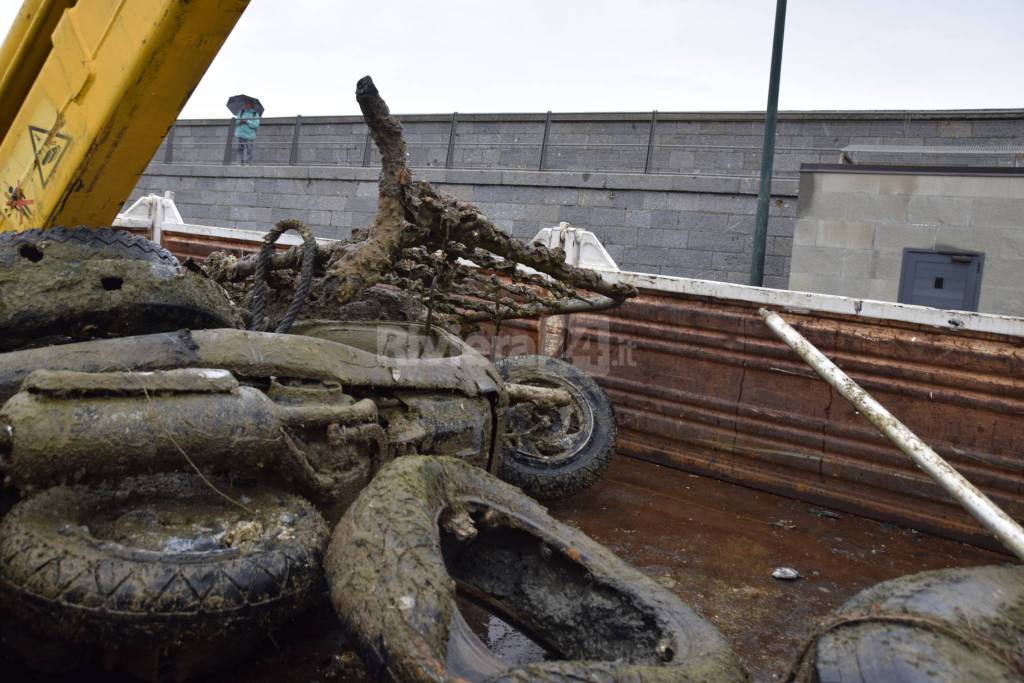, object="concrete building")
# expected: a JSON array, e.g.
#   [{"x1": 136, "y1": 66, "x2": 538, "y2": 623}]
[{"x1": 790, "y1": 166, "x2": 1024, "y2": 316}]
